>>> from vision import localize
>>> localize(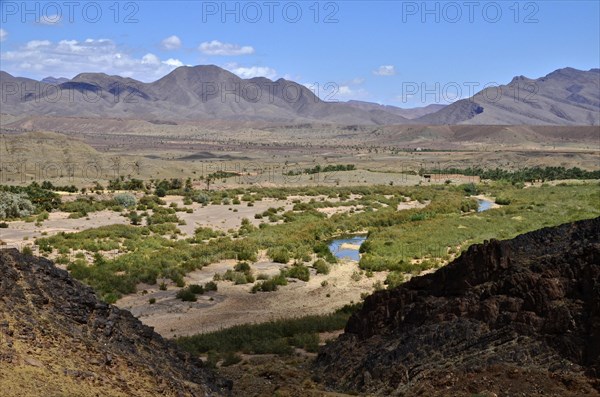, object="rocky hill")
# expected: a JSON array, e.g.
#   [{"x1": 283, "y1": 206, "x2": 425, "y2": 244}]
[
  {"x1": 0, "y1": 248, "x2": 231, "y2": 397},
  {"x1": 2, "y1": 66, "x2": 598, "y2": 125},
  {"x1": 418, "y1": 68, "x2": 600, "y2": 126},
  {"x1": 315, "y1": 217, "x2": 600, "y2": 396},
  {"x1": 0, "y1": 67, "x2": 410, "y2": 125}
]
